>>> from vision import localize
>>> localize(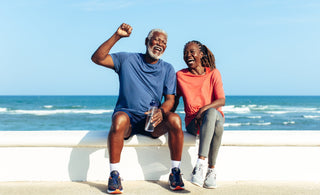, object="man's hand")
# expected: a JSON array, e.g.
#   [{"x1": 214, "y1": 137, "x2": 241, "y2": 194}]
[
  {"x1": 116, "y1": 23, "x2": 132, "y2": 38},
  {"x1": 144, "y1": 109, "x2": 163, "y2": 128},
  {"x1": 151, "y1": 109, "x2": 163, "y2": 128}
]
